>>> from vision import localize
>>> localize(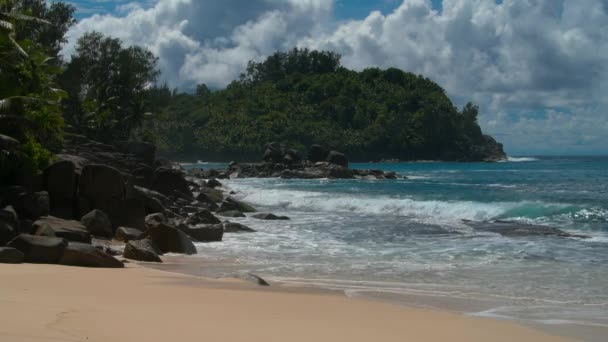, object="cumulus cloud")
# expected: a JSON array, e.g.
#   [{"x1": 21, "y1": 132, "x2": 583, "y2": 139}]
[{"x1": 63, "y1": 0, "x2": 608, "y2": 154}]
